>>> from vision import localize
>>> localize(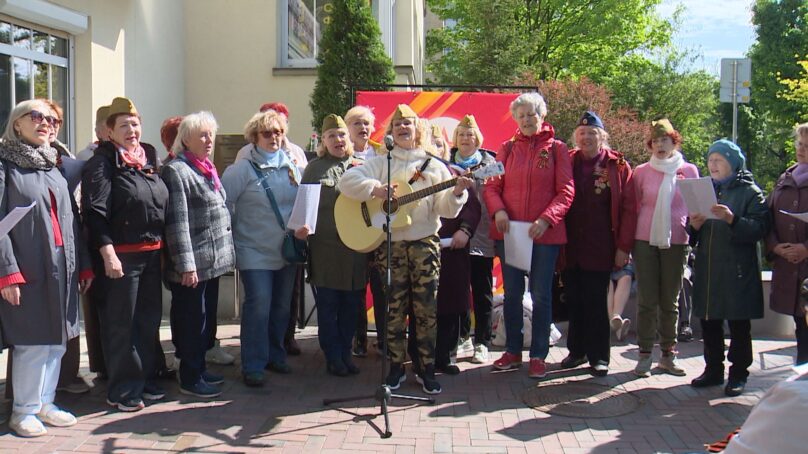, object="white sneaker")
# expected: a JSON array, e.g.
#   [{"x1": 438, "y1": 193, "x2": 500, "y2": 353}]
[
  {"x1": 10, "y1": 413, "x2": 47, "y2": 437},
  {"x1": 206, "y1": 343, "x2": 235, "y2": 365},
  {"x1": 457, "y1": 338, "x2": 474, "y2": 356},
  {"x1": 471, "y1": 344, "x2": 489, "y2": 364},
  {"x1": 37, "y1": 404, "x2": 77, "y2": 427}
]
